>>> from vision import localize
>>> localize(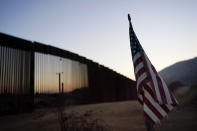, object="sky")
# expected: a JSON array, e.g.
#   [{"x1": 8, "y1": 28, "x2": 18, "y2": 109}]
[{"x1": 0, "y1": 0, "x2": 197, "y2": 80}]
